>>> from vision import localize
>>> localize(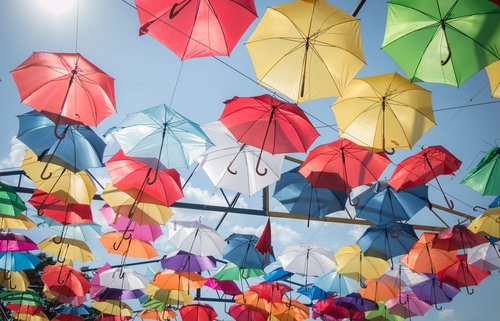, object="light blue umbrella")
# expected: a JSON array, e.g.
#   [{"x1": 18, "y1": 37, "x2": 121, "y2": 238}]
[
  {"x1": 354, "y1": 181, "x2": 429, "y2": 224},
  {"x1": 264, "y1": 267, "x2": 293, "y2": 283},
  {"x1": 105, "y1": 104, "x2": 213, "y2": 179},
  {"x1": 314, "y1": 269, "x2": 358, "y2": 296},
  {"x1": 297, "y1": 285, "x2": 331, "y2": 301},
  {"x1": 0, "y1": 252, "x2": 40, "y2": 271},
  {"x1": 16, "y1": 110, "x2": 106, "y2": 174},
  {"x1": 222, "y1": 233, "x2": 276, "y2": 270},
  {"x1": 34, "y1": 216, "x2": 102, "y2": 241}
]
